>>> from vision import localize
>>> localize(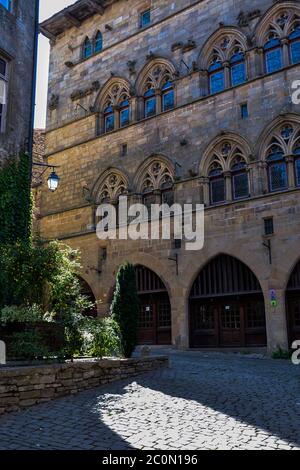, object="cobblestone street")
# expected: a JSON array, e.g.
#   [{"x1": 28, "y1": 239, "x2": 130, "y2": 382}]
[{"x1": 0, "y1": 351, "x2": 299, "y2": 450}]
